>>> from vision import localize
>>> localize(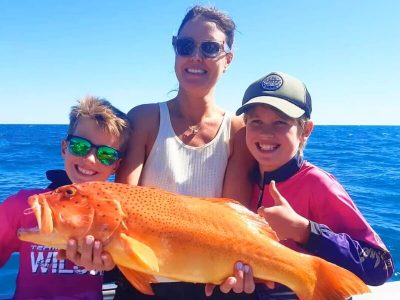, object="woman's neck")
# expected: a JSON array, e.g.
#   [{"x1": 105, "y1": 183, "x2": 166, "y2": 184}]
[{"x1": 172, "y1": 92, "x2": 219, "y2": 123}]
